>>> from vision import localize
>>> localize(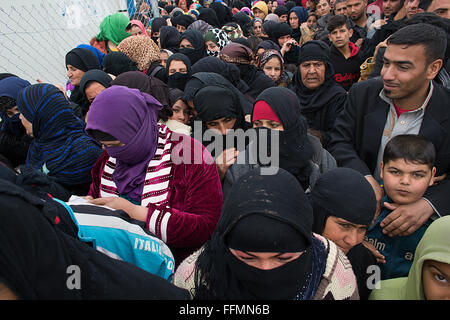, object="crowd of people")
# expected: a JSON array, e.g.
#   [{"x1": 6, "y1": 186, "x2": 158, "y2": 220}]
[{"x1": 0, "y1": 0, "x2": 449, "y2": 301}]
